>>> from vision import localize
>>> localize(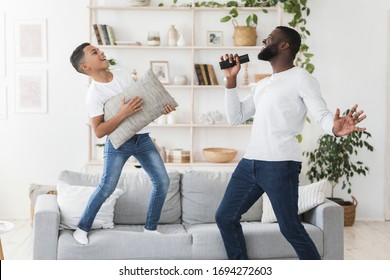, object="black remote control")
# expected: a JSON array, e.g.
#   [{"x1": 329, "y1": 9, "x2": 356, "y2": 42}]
[{"x1": 219, "y1": 54, "x2": 250, "y2": 70}]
